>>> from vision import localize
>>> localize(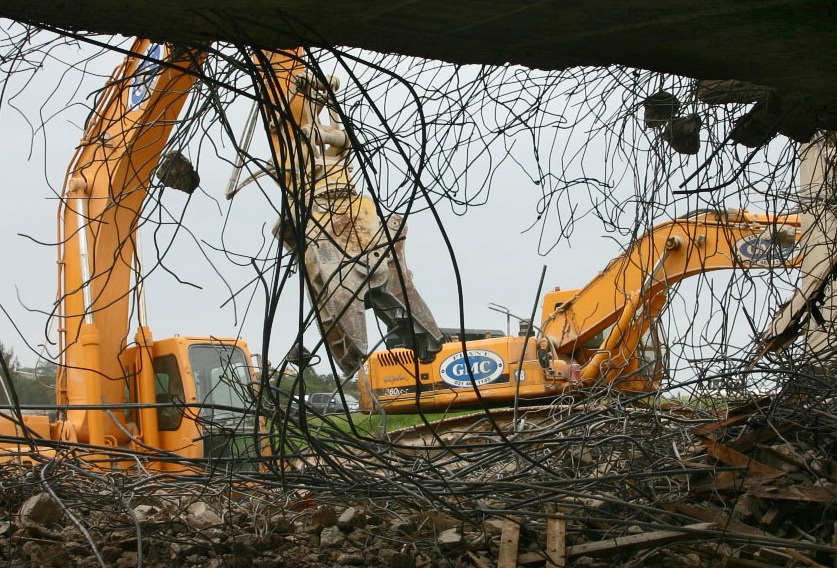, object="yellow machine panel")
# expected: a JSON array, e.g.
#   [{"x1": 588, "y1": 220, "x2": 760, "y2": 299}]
[{"x1": 360, "y1": 335, "x2": 576, "y2": 414}]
